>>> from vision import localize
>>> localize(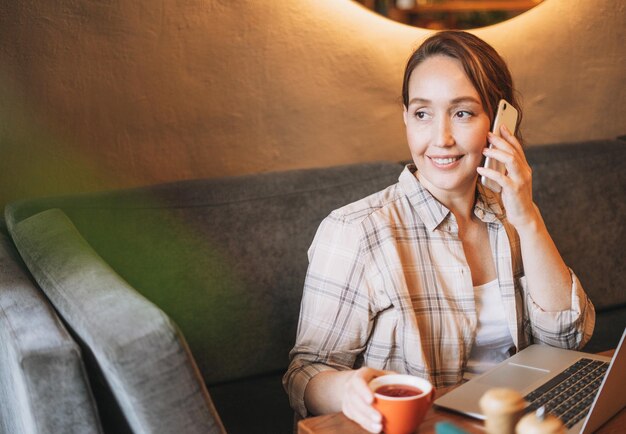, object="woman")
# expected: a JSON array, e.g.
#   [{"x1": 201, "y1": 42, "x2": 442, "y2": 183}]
[{"x1": 283, "y1": 31, "x2": 595, "y2": 433}]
